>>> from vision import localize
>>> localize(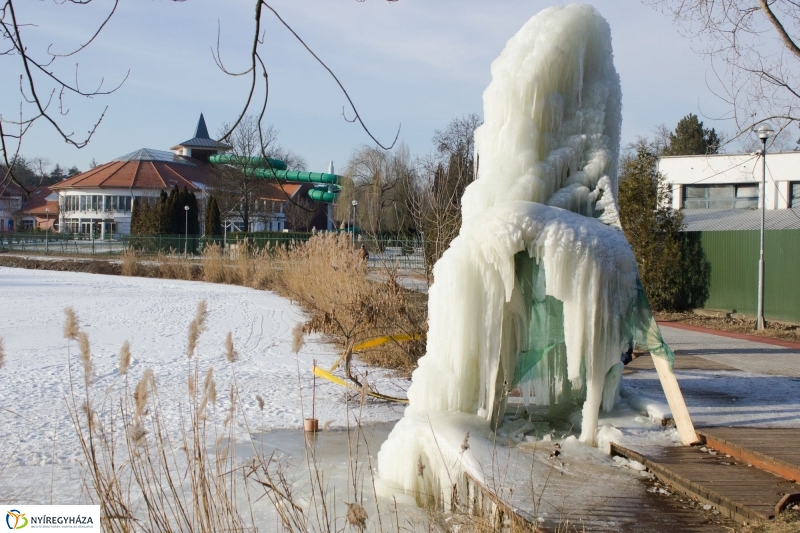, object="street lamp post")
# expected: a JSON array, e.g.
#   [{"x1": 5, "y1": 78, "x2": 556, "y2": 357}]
[
  {"x1": 755, "y1": 123, "x2": 774, "y2": 330},
  {"x1": 45, "y1": 207, "x2": 49, "y2": 254},
  {"x1": 184, "y1": 205, "x2": 190, "y2": 257},
  {"x1": 351, "y1": 199, "x2": 358, "y2": 243}
]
